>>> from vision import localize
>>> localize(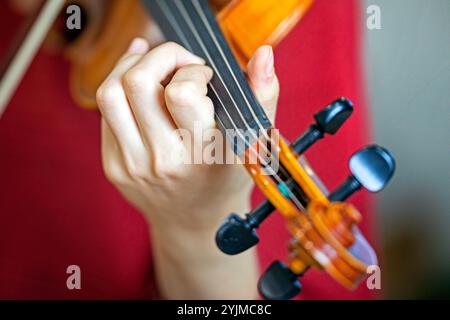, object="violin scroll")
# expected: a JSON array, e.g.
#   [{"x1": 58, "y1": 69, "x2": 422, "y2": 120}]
[
  {"x1": 256, "y1": 144, "x2": 395, "y2": 299},
  {"x1": 215, "y1": 98, "x2": 396, "y2": 300}
]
